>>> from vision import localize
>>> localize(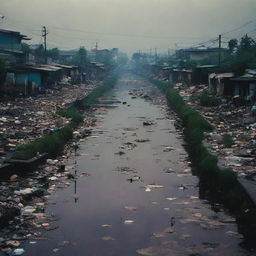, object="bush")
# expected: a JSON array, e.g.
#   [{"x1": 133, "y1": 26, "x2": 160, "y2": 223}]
[
  {"x1": 14, "y1": 126, "x2": 73, "y2": 160},
  {"x1": 222, "y1": 134, "x2": 234, "y2": 148},
  {"x1": 57, "y1": 108, "x2": 83, "y2": 127},
  {"x1": 199, "y1": 91, "x2": 219, "y2": 107}
]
